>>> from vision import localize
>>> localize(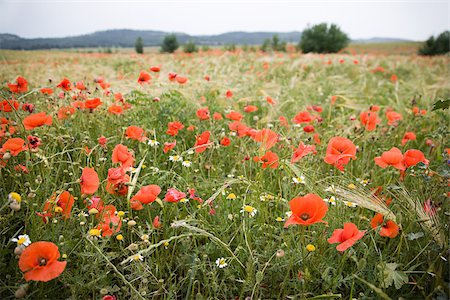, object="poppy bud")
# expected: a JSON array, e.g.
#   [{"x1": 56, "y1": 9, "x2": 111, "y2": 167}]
[
  {"x1": 14, "y1": 246, "x2": 24, "y2": 256},
  {"x1": 10, "y1": 201, "x2": 21, "y2": 211},
  {"x1": 2, "y1": 152, "x2": 11, "y2": 160},
  {"x1": 128, "y1": 220, "x2": 137, "y2": 227},
  {"x1": 14, "y1": 284, "x2": 28, "y2": 298},
  {"x1": 276, "y1": 249, "x2": 285, "y2": 258}
]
